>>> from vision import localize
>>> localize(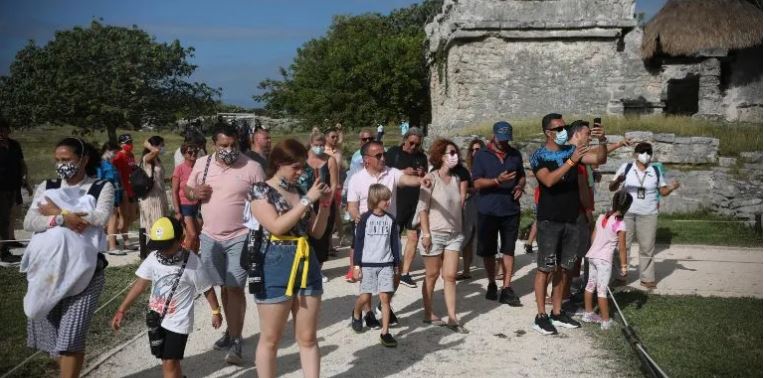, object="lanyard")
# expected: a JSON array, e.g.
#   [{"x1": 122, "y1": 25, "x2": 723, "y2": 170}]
[{"x1": 634, "y1": 166, "x2": 649, "y2": 188}]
